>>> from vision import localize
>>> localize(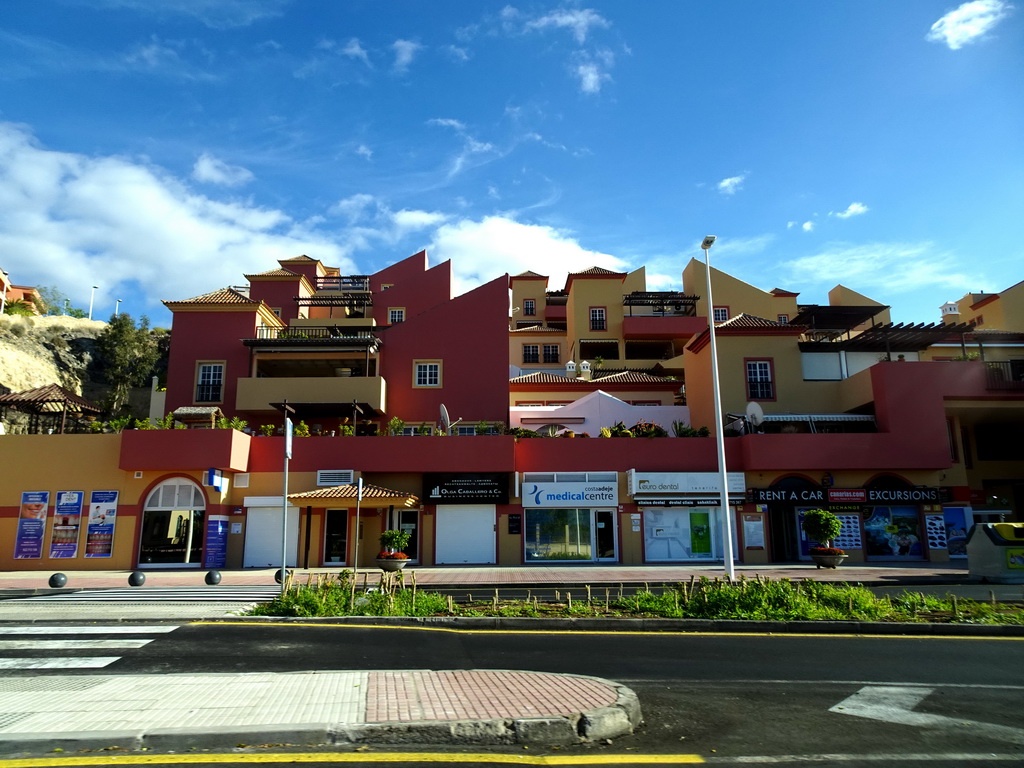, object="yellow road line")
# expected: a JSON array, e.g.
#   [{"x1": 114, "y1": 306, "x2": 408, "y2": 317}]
[
  {"x1": 188, "y1": 621, "x2": 1023, "y2": 640},
  {"x1": 0, "y1": 752, "x2": 706, "y2": 767}
]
